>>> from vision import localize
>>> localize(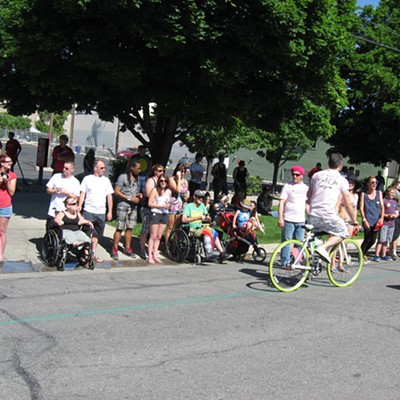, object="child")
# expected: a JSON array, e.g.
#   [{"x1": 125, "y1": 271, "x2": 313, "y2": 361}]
[
  {"x1": 374, "y1": 188, "x2": 398, "y2": 262},
  {"x1": 233, "y1": 199, "x2": 257, "y2": 237}
]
